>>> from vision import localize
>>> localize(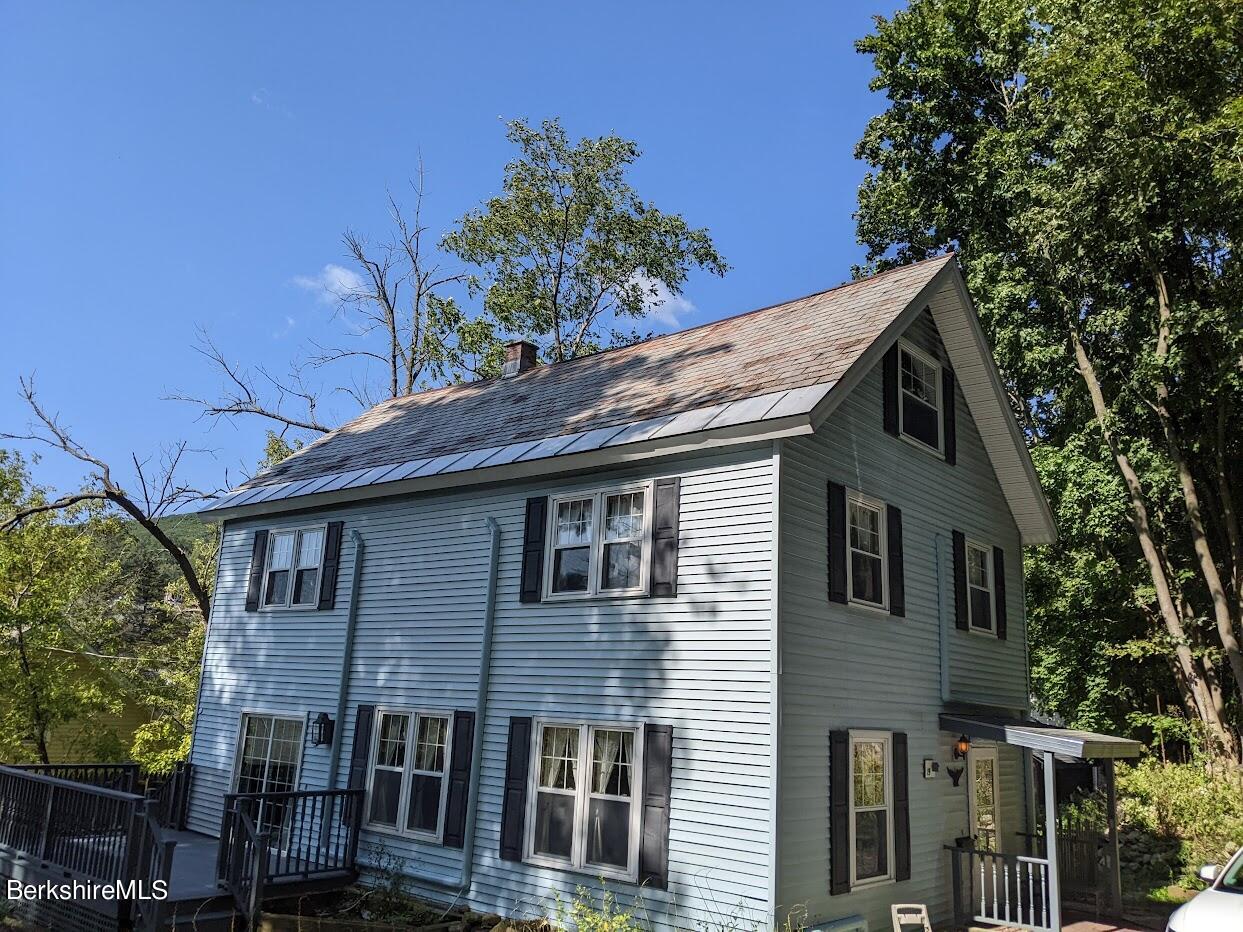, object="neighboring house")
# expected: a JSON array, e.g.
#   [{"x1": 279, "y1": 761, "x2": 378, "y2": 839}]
[{"x1": 190, "y1": 255, "x2": 1133, "y2": 932}]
